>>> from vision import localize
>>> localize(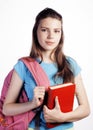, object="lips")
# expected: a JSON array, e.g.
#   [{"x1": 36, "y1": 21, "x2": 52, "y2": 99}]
[{"x1": 46, "y1": 41, "x2": 54, "y2": 45}]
